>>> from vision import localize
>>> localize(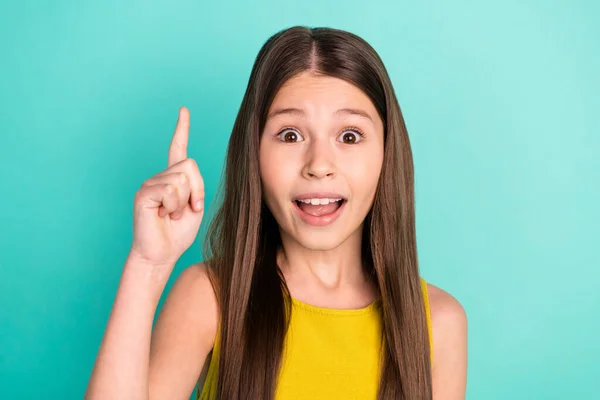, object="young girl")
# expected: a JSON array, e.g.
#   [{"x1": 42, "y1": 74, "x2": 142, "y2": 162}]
[{"x1": 86, "y1": 26, "x2": 467, "y2": 400}]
